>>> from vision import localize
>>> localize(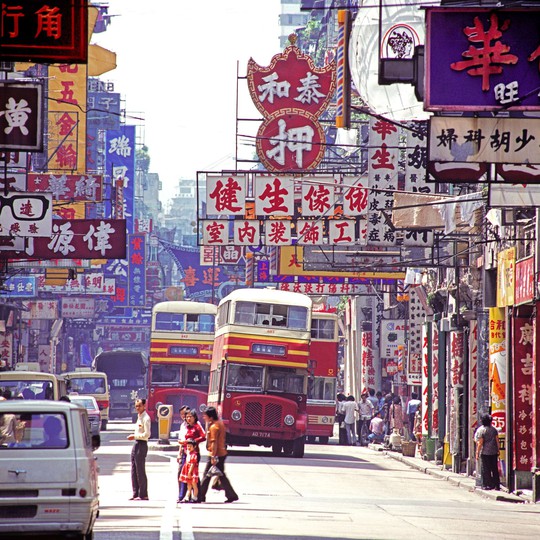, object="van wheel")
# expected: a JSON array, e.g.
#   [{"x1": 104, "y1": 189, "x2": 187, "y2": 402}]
[{"x1": 100, "y1": 420, "x2": 107, "y2": 431}]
